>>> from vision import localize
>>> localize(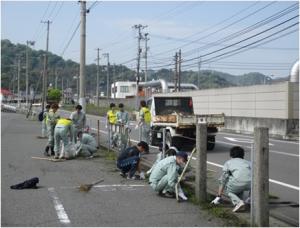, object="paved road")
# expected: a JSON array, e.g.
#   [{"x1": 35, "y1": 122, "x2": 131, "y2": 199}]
[
  {"x1": 58, "y1": 110, "x2": 299, "y2": 225},
  {"x1": 2, "y1": 112, "x2": 224, "y2": 227}
]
